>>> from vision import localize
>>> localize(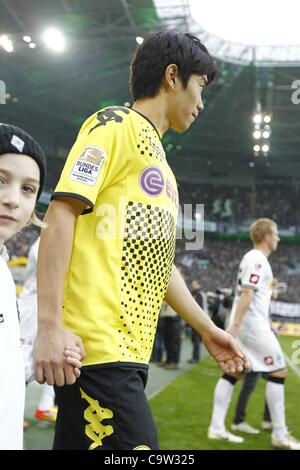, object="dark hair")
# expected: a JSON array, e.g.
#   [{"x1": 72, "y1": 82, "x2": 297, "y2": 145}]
[{"x1": 130, "y1": 31, "x2": 216, "y2": 101}]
